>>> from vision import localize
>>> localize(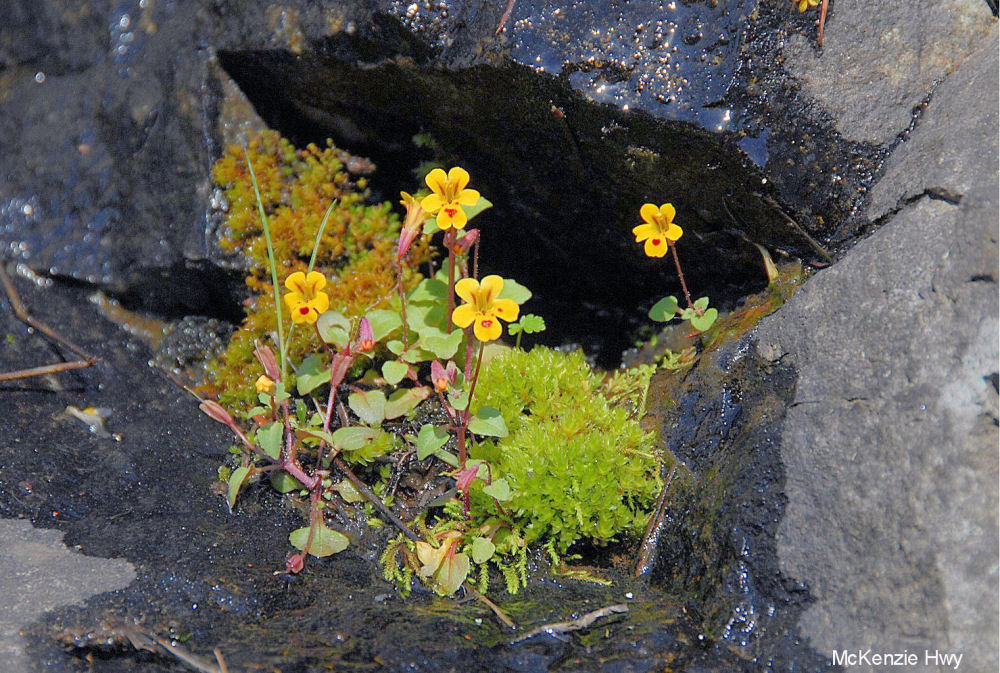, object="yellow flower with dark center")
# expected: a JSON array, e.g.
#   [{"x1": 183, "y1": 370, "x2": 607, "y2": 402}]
[
  {"x1": 420, "y1": 167, "x2": 481, "y2": 231},
  {"x1": 283, "y1": 271, "x2": 330, "y2": 324},
  {"x1": 632, "y1": 203, "x2": 683, "y2": 258},
  {"x1": 795, "y1": 0, "x2": 819, "y2": 10},
  {"x1": 452, "y1": 275, "x2": 520, "y2": 342}
]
